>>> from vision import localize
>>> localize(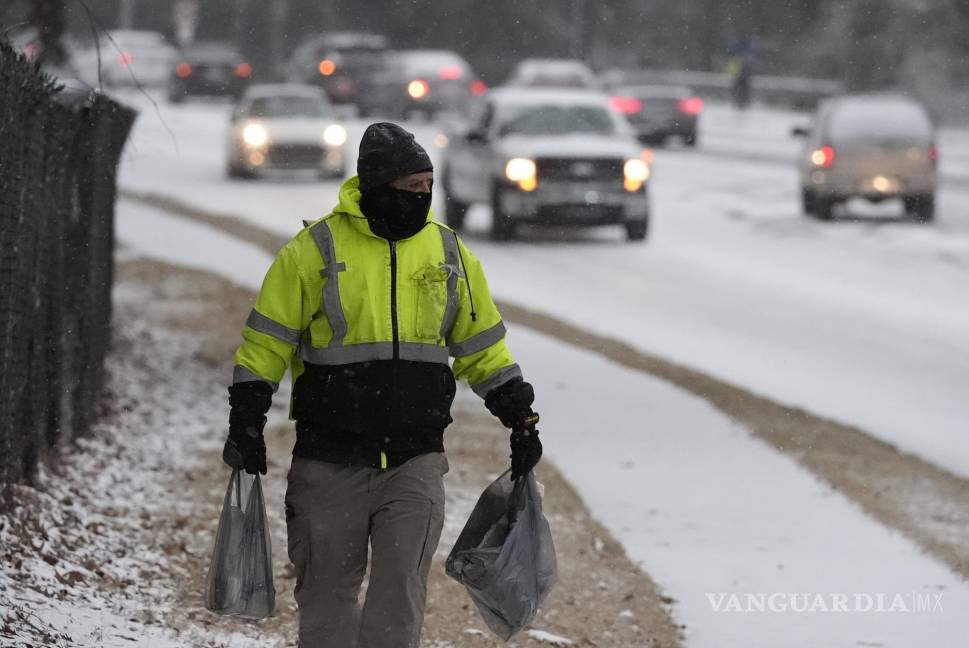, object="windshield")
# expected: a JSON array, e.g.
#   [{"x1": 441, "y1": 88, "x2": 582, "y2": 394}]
[
  {"x1": 498, "y1": 104, "x2": 617, "y2": 137},
  {"x1": 524, "y1": 74, "x2": 590, "y2": 88},
  {"x1": 321, "y1": 46, "x2": 387, "y2": 66},
  {"x1": 403, "y1": 52, "x2": 467, "y2": 76},
  {"x1": 248, "y1": 96, "x2": 328, "y2": 118}
]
